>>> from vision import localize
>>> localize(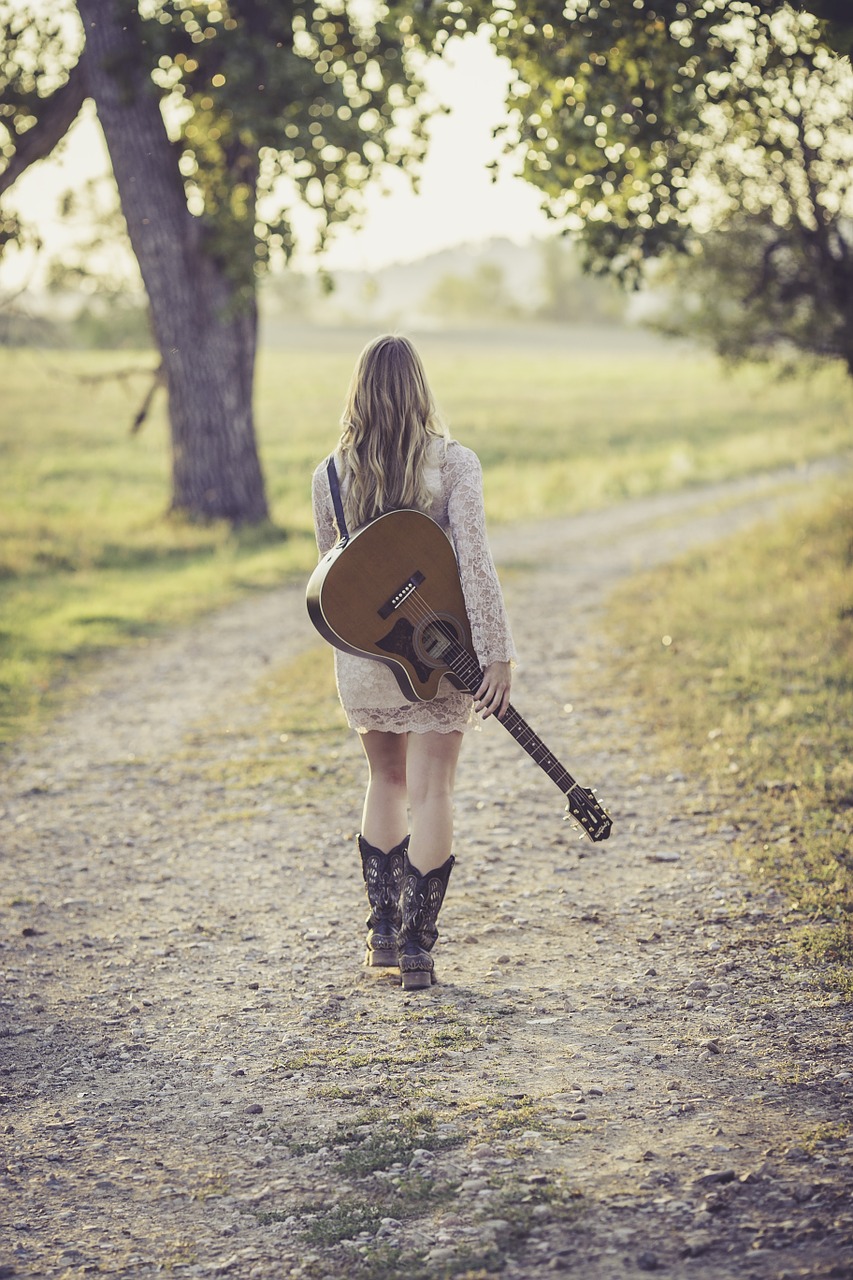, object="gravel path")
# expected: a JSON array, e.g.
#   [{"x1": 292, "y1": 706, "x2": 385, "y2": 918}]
[{"x1": 1, "y1": 460, "x2": 851, "y2": 1280}]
